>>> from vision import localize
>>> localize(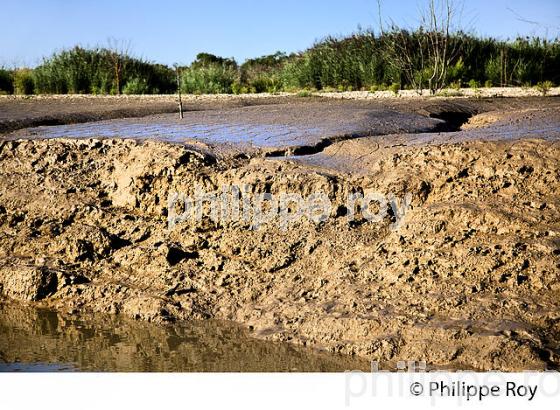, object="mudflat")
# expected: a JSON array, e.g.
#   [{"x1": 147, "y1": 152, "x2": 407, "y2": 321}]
[{"x1": 1, "y1": 95, "x2": 559, "y2": 371}]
